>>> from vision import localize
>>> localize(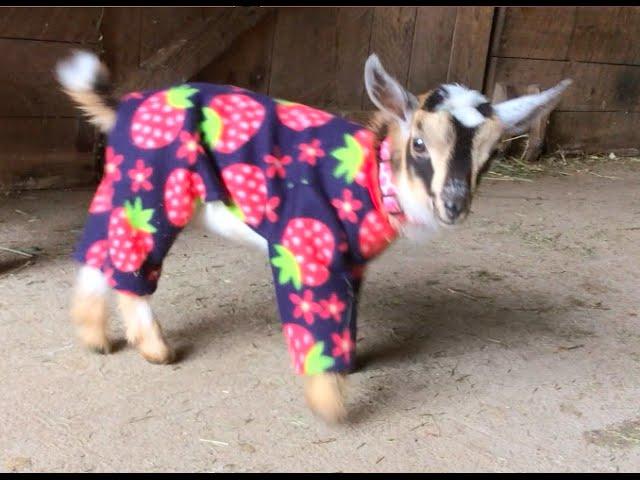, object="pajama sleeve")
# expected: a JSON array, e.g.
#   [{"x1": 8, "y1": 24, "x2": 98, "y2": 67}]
[
  {"x1": 266, "y1": 184, "x2": 363, "y2": 375},
  {"x1": 270, "y1": 258, "x2": 361, "y2": 375}
]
